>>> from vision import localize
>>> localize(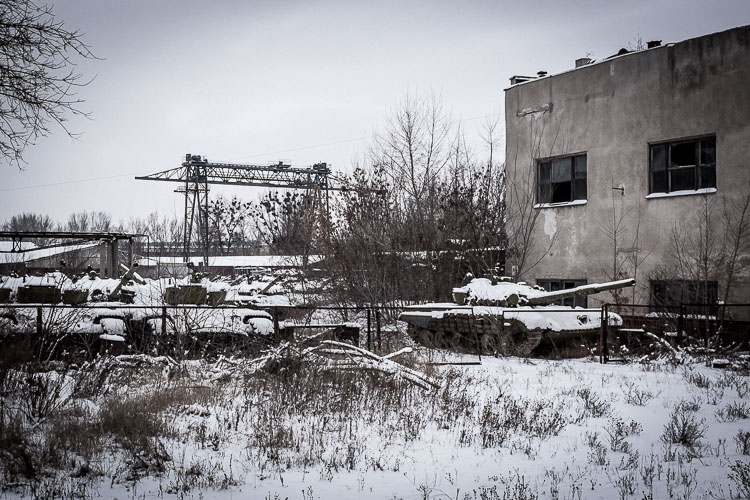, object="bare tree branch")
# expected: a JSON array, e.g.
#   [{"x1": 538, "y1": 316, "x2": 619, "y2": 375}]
[{"x1": 0, "y1": 0, "x2": 97, "y2": 167}]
